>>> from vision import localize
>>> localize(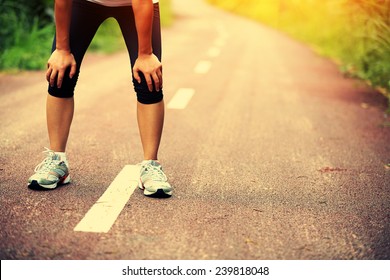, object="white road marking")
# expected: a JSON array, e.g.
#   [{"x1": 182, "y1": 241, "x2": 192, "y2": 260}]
[
  {"x1": 207, "y1": 47, "x2": 221, "y2": 57},
  {"x1": 215, "y1": 21, "x2": 229, "y2": 39},
  {"x1": 167, "y1": 88, "x2": 195, "y2": 109},
  {"x1": 213, "y1": 37, "x2": 226, "y2": 47},
  {"x1": 73, "y1": 165, "x2": 140, "y2": 233},
  {"x1": 194, "y1": 60, "x2": 212, "y2": 74}
]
